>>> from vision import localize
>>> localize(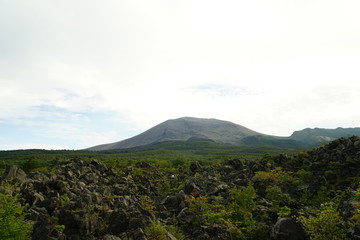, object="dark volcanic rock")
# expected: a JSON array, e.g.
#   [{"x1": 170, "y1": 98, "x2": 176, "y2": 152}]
[
  {"x1": 2, "y1": 136, "x2": 360, "y2": 239},
  {"x1": 271, "y1": 217, "x2": 308, "y2": 240},
  {"x1": 189, "y1": 161, "x2": 202, "y2": 174},
  {"x1": 109, "y1": 210, "x2": 129, "y2": 234},
  {"x1": 0, "y1": 165, "x2": 27, "y2": 184}
]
